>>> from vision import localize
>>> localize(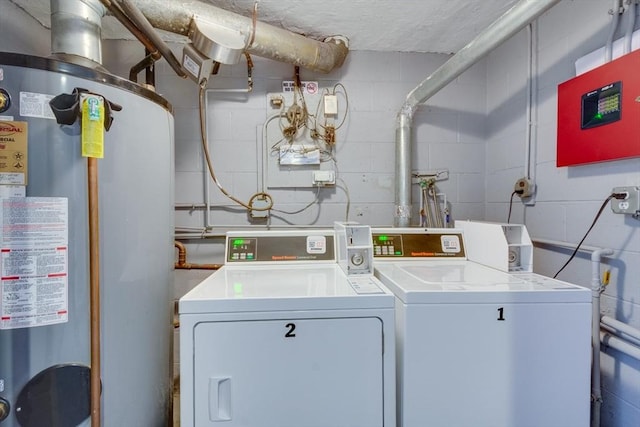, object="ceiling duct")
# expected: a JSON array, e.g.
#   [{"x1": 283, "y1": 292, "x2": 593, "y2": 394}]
[
  {"x1": 129, "y1": 0, "x2": 349, "y2": 74},
  {"x1": 50, "y1": 0, "x2": 106, "y2": 67}
]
